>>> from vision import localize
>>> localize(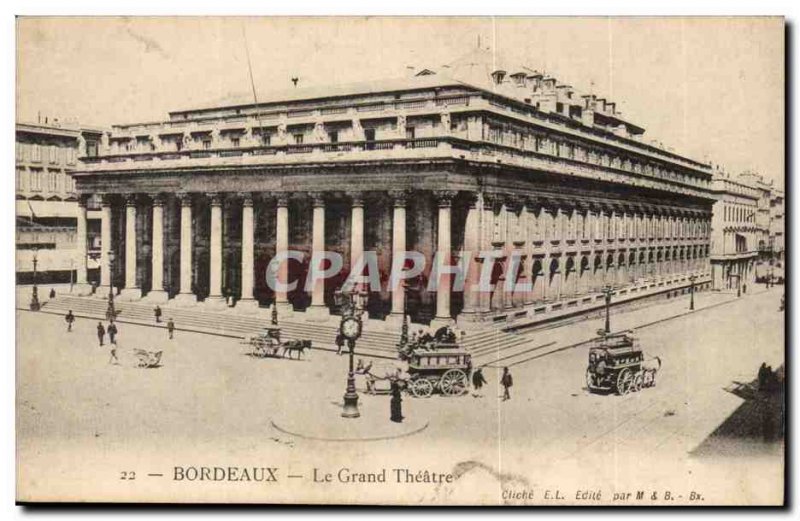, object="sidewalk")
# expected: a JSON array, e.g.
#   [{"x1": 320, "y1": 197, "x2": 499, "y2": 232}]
[{"x1": 474, "y1": 286, "x2": 774, "y2": 368}]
